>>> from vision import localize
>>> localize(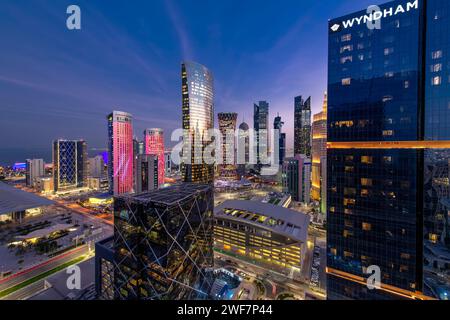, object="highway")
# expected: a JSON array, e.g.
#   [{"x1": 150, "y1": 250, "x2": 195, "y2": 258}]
[{"x1": 0, "y1": 245, "x2": 91, "y2": 299}]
